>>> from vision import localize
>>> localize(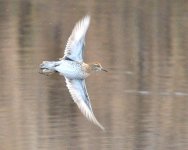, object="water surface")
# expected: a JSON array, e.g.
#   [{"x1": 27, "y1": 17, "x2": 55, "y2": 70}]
[{"x1": 0, "y1": 1, "x2": 188, "y2": 150}]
